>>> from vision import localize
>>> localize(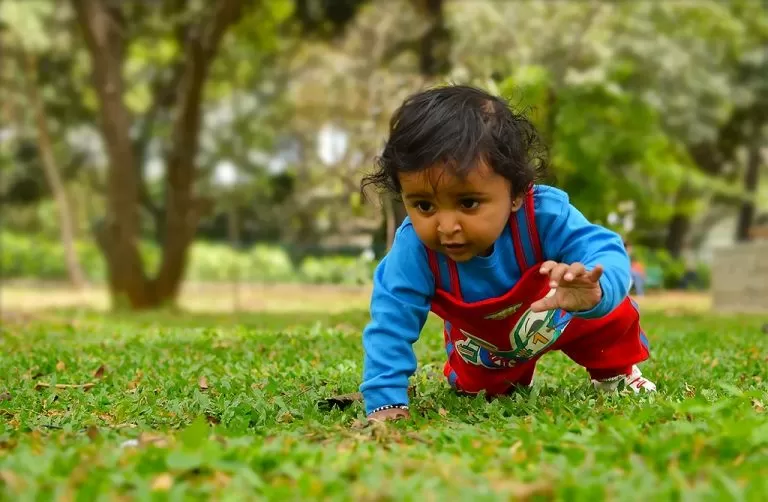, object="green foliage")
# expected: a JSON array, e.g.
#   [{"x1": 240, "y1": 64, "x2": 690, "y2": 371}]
[
  {"x1": 629, "y1": 245, "x2": 712, "y2": 290},
  {"x1": 454, "y1": 0, "x2": 768, "y2": 234},
  {"x1": 299, "y1": 255, "x2": 376, "y2": 286},
  {"x1": 0, "y1": 232, "x2": 378, "y2": 285},
  {"x1": 185, "y1": 241, "x2": 296, "y2": 283},
  {"x1": 0, "y1": 310, "x2": 766, "y2": 498}
]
